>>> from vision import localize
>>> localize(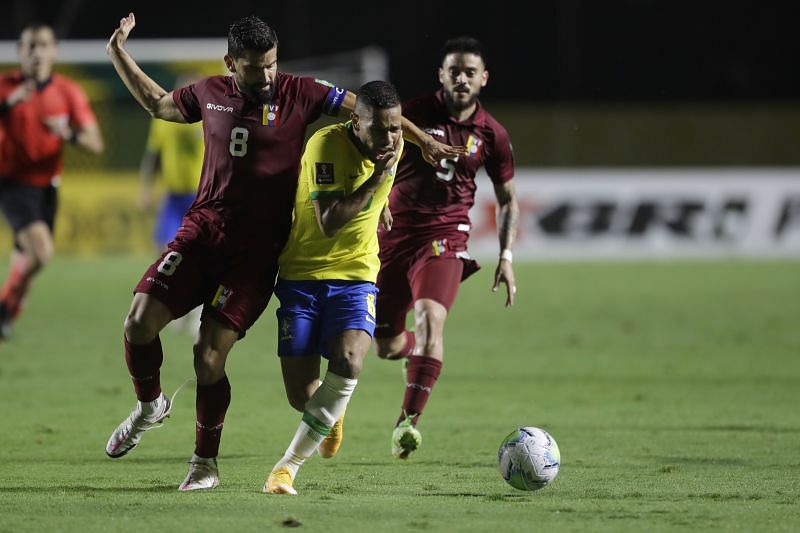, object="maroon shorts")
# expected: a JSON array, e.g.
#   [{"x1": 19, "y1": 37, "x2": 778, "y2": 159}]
[
  {"x1": 375, "y1": 232, "x2": 479, "y2": 338},
  {"x1": 134, "y1": 223, "x2": 281, "y2": 337}
]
